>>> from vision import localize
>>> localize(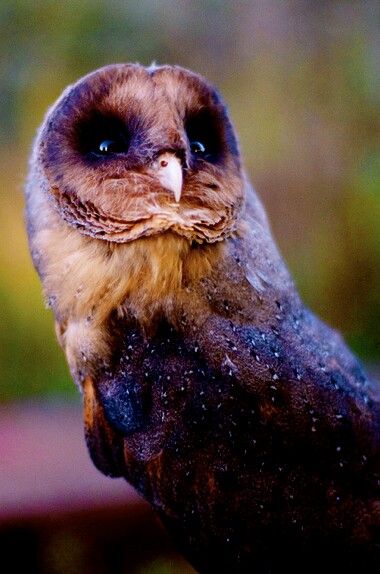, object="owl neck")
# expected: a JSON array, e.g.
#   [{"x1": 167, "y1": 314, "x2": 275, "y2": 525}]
[
  {"x1": 112, "y1": 215, "x2": 294, "y2": 335},
  {"x1": 114, "y1": 232, "x2": 224, "y2": 327}
]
